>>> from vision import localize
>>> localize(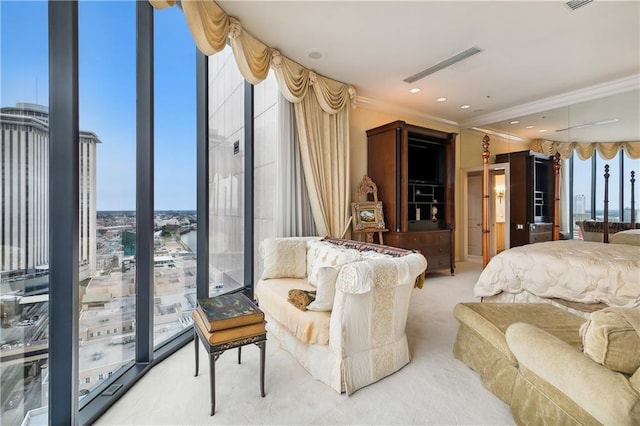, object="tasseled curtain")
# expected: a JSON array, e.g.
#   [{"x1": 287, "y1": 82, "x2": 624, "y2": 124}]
[
  {"x1": 149, "y1": 0, "x2": 355, "y2": 237},
  {"x1": 530, "y1": 139, "x2": 640, "y2": 160}
]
